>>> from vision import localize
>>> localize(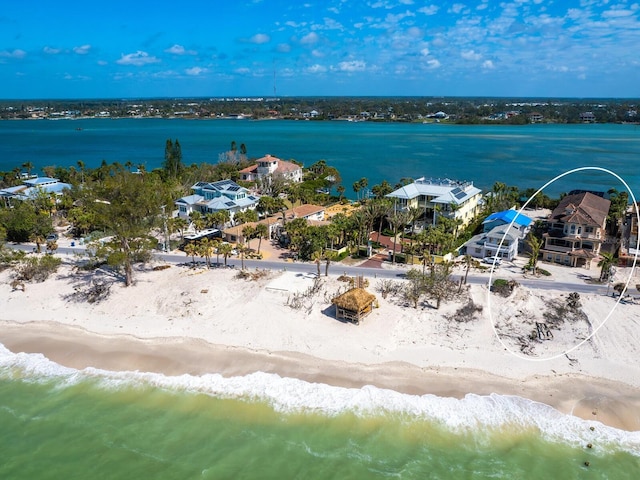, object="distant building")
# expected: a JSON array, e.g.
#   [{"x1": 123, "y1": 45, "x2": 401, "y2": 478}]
[
  {"x1": 239, "y1": 154, "x2": 303, "y2": 185},
  {"x1": 175, "y1": 179, "x2": 259, "y2": 223},
  {"x1": 540, "y1": 192, "x2": 610, "y2": 268},
  {"x1": 528, "y1": 112, "x2": 543, "y2": 123},
  {"x1": 580, "y1": 112, "x2": 596, "y2": 123},
  {"x1": 386, "y1": 177, "x2": 483, "y2": 229}
]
